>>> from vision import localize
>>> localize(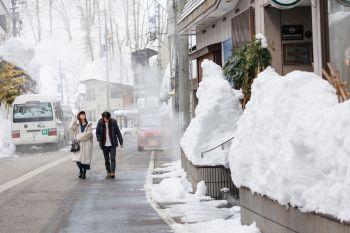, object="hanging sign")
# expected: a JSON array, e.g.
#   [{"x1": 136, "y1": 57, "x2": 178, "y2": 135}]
[
  {"x1": 336, "y1": 0, "x2": 350, "y2": 7},
  {"x1": 271, "y1": 0, "x2": 301, "y2": 9}
]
